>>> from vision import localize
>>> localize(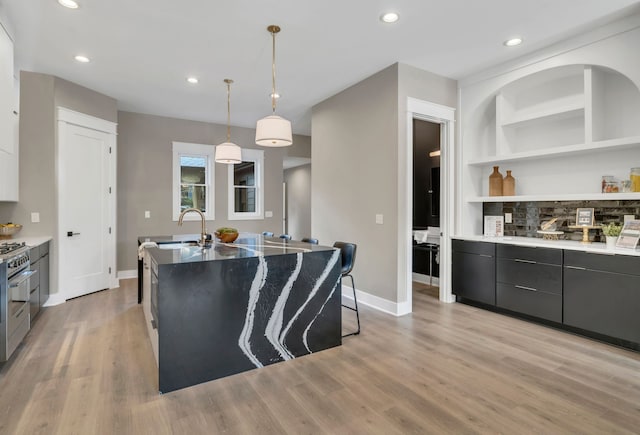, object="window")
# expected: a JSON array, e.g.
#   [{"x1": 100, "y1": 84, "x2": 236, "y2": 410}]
[
  {"x1": 172, "y1": 142, "x2": 215, "y2": 221},
  {"x1": 228, "y1": 148, "x2": 264, "y2": 220}
]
